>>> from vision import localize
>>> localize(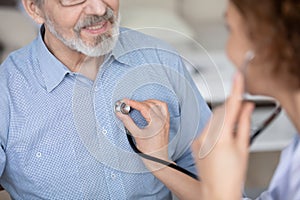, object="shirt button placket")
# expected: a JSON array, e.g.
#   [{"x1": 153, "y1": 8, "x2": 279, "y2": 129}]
[
  {"x1": 104, "y1": 168, "x2": 126, "y2": 199},
  {"x1": 110, "y1": 173, "x2": 116, "y2": 180},
  {"x1": 36, "y1": 152, "x2": 42, "y2": 158},
  {"x1": 102, "y1": 127, "x2": 107, "y2": 136}
]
